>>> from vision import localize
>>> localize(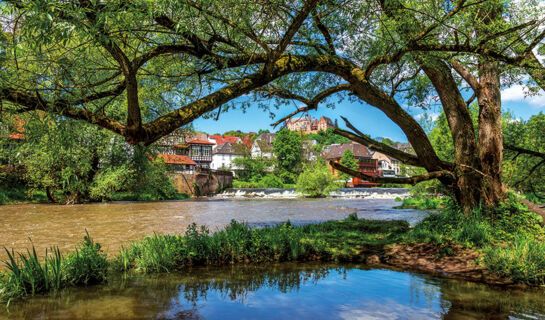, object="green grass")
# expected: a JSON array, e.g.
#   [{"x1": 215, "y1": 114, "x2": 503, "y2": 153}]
[
  {"x1": 112, "y1": 215, "x2": 408, "y2": 273},
  {"x1": 394, "y1": 195, "x2": 445, "y2": 209},
  {"x1": 401, "y1": 193, "x2": 545, "y2": 285},
  {"x1": 0, "y1": 187, "x2": 47, "y2": 205},
  {"x1": 0, "y1": 233, "x2": 108, "y2": 305}
]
